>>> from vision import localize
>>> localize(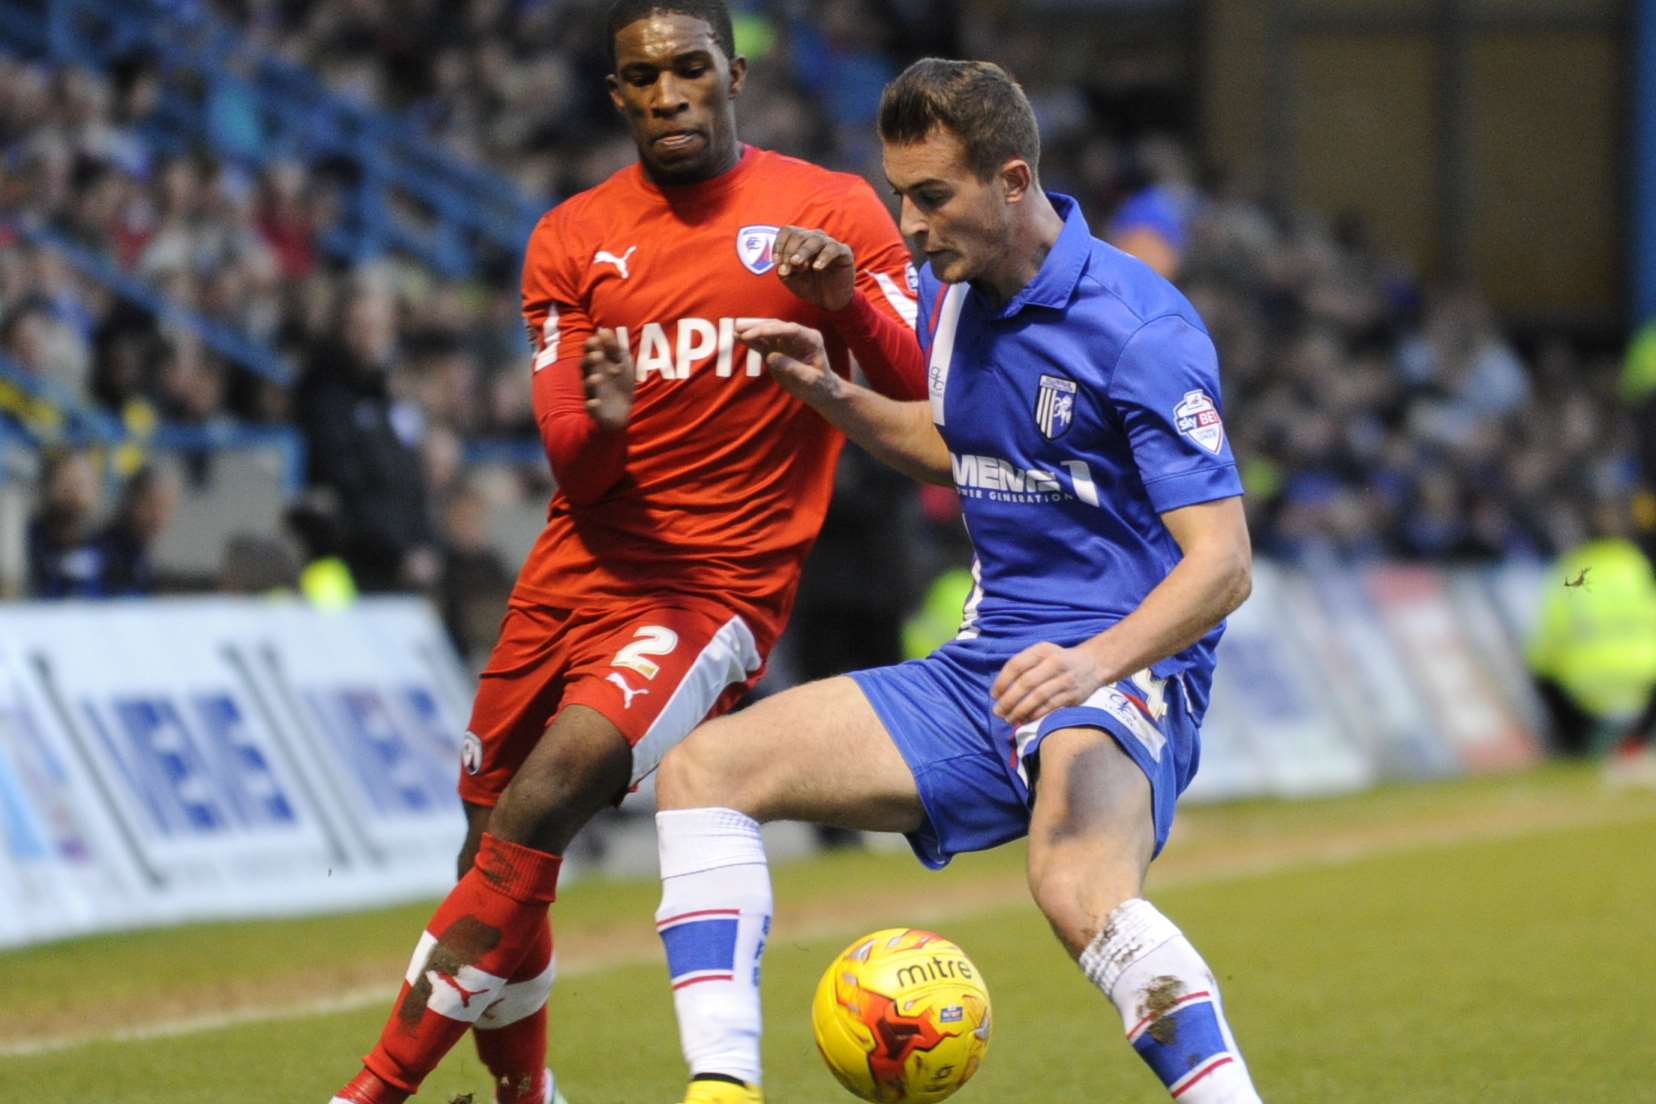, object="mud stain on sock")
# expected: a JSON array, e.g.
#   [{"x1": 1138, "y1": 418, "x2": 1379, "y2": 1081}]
[
  {"x1": 398, "y1": 916, "x2": 504, "y2": 1028},
  {"x1": 1140, "y1": 975, "x2": 1185, "y2": 1045}
]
